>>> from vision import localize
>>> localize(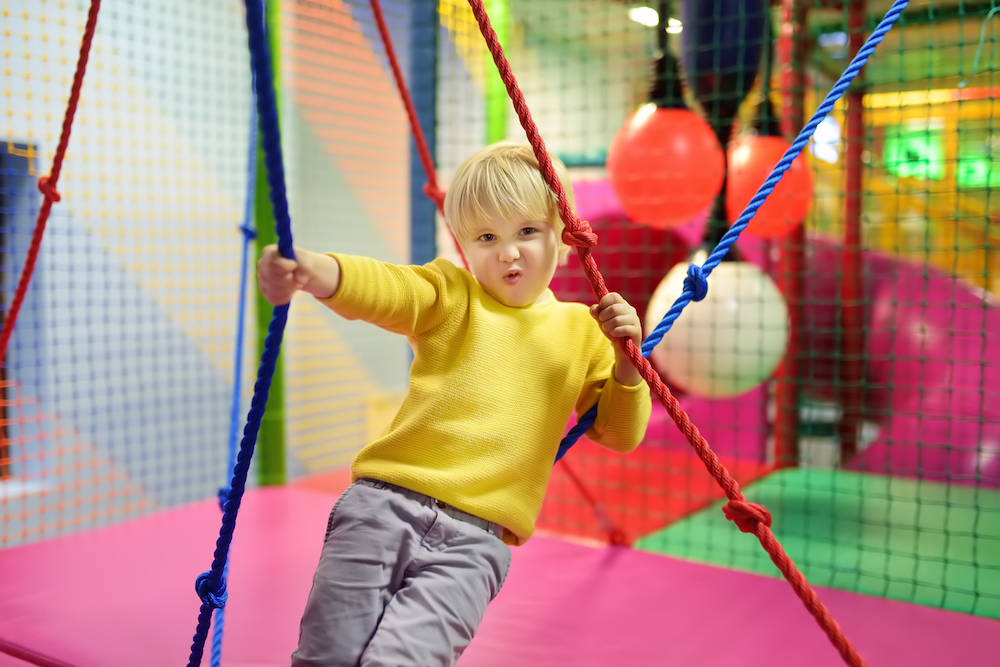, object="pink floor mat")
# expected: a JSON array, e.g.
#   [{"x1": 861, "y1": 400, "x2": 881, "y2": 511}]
[{"x1": 0, "y1": 487, "x2": 994, "y2": 666}]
